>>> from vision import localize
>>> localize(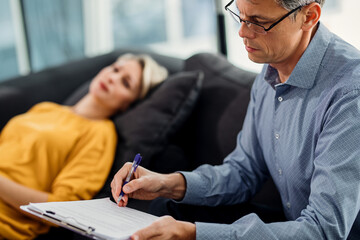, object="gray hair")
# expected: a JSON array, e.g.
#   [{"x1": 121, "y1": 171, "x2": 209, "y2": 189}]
[
  {"x1": 275, "y1": 0, "x2": 325, "y2": 20},
  {"x1": 275, "y1": 0, "x2": 325, "y2": 10}
]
